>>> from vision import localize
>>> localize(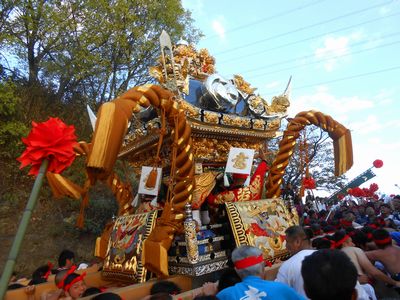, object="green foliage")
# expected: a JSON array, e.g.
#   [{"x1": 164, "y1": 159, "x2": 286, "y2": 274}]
[
  {"x1": 1, "y1": 0, "x2": 202, "y2": 103},
  {"x1": 0, "y1": 80, "x2": 28, "y2": 157},
  {"x1": 83, "y1": 183, "x2": 119, "y2": 235}
]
